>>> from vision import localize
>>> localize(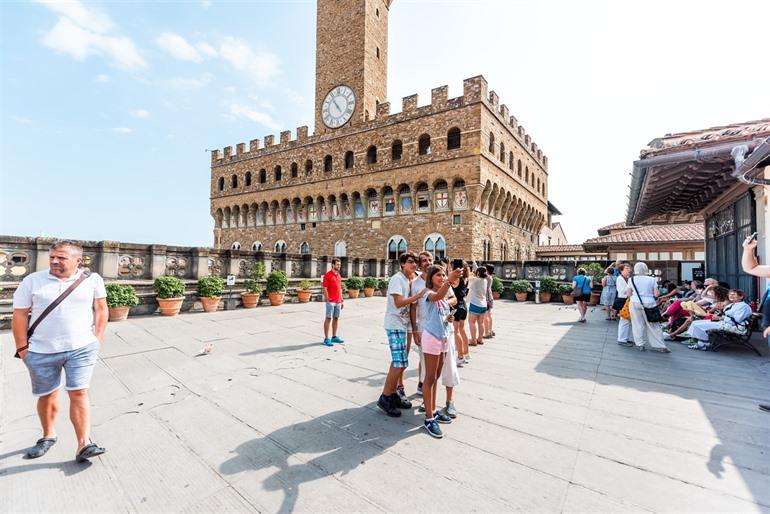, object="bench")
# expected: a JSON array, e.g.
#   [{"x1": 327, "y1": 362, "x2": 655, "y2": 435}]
[{"x1": 709, "y1": 313, "x2": 762, "y2": 356}]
